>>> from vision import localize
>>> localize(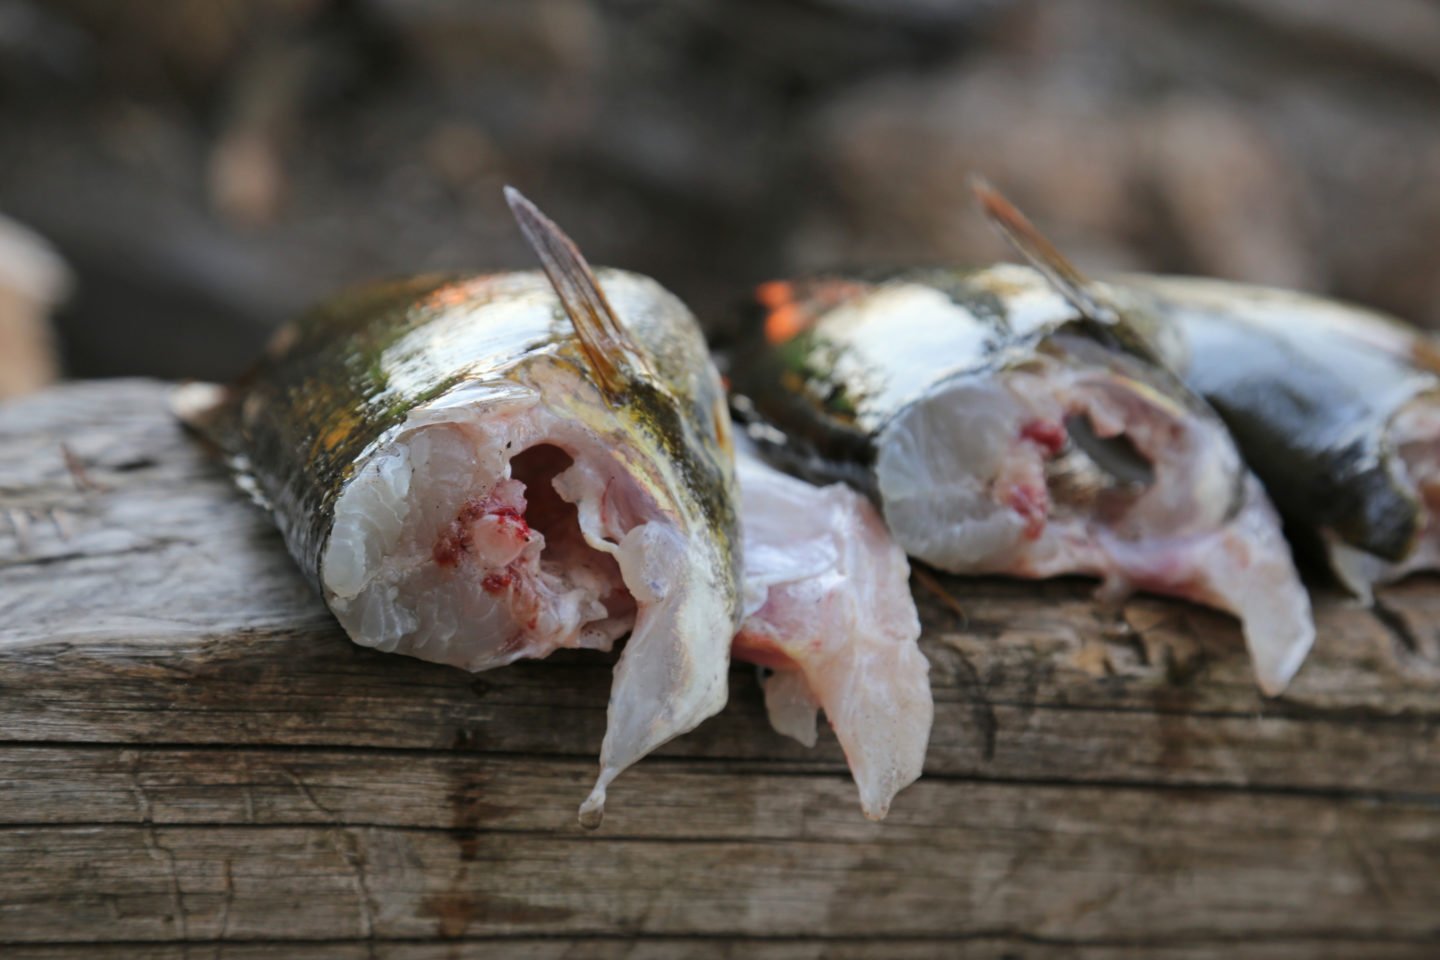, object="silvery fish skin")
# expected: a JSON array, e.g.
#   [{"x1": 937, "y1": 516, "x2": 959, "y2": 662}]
[
  {"x1": 732, "y1": 264, "x2": 1314, "y2": 695},
  {"x1": 733, "y1": 442, "x2": 931, "y2": 820},
  {"x1": 1115, "y1": 274, "x2": 1440, "y2": 600},
  {"x1": 178, "y1": 193, "x2": 740, "y2": 826}
]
